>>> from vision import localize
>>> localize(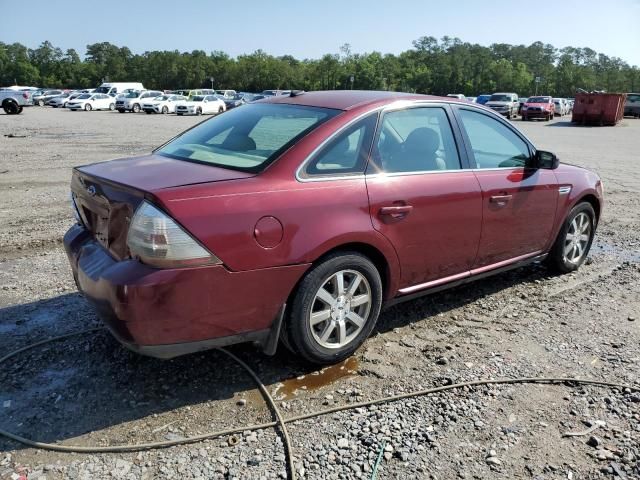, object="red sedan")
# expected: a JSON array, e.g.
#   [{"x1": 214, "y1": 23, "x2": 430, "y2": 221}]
[
  {"x1": 521, "y1": 95, "x2": 556, "y2": 121},
  {"x1": 64, "y1": 90, "x2": 603, "y2": 365}
]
